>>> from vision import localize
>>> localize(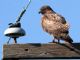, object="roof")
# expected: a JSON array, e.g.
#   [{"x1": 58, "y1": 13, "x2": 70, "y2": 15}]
[{"x1": 3, "y1": 43, "x2": 80, "y2": 59}]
